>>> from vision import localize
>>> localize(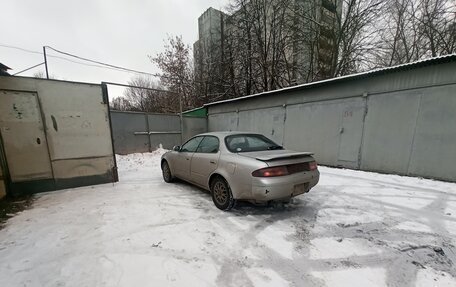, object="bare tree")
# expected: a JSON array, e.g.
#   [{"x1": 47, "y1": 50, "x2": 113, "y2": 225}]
[
  {"x1": 33, "y1": 70, "x2": 58, "y2": 79},
  {"x1": 122, "y1": 75, "x2": 173, "y2": 113},
  {"x1": 224, "y1": 1, "x2": 255, "y2": 97},
  {"x1": 417, "y1": 0, "x2": 456, "y2": 56},
  {"x1": 375, "y1": 0, "x2": 455, "y2": 66},
  {"x1": 150, "y1": 36, "x2": 197, "y2": 111},
  {"x1": 222, "y1": 0, "x2": 375, "y2": 96},
  {"x1": 141, "y1": 0, "x2": 456, "y2": 110},
  {"x1": 218, "y1": 0, "x2": 422, "y2": 95},
  {"x1": 225, "y1": 0, "x2": 306, "y2": 95},
  {"x1": 326, "y1": 0, "x2": 386, "y2": 75},
  {"x1": 375, "y1": 0, "x2": 426, "y2": 65},
  {"x1": 110, "y1": 97, "x2": 134, "y2": 111}
]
